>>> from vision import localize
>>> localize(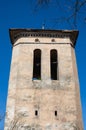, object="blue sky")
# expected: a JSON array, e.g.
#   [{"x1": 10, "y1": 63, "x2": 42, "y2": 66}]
[{"x1": 0, "y1": 0, "x2": 86, "y2": 129}]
